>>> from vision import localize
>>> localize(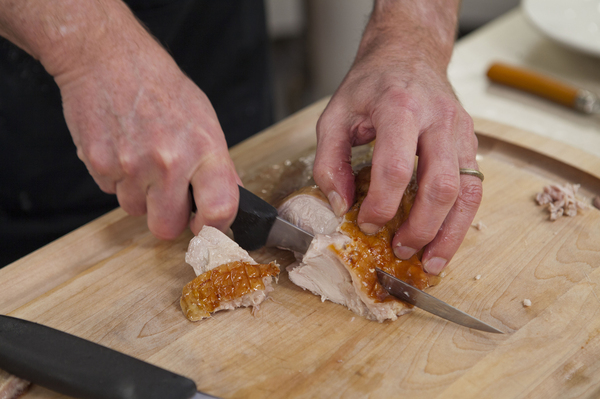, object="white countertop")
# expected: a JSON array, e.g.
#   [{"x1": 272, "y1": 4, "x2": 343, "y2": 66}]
[{"x1": 450, "y1": 8, "x2": 600, "y2": 158}]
